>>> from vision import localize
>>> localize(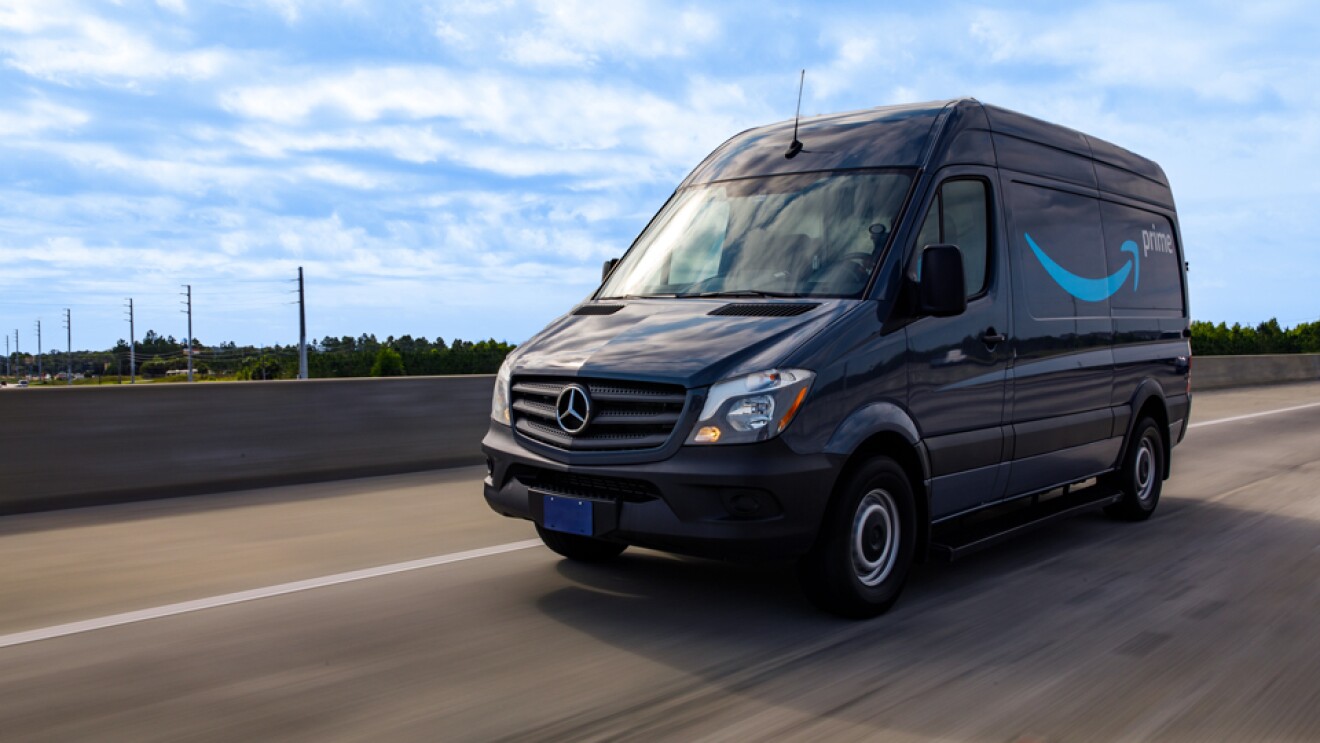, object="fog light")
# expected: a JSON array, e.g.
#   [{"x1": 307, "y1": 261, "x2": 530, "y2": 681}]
[{"x1": 695, "y1": 426, "x2": 722, "y2": 443}]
